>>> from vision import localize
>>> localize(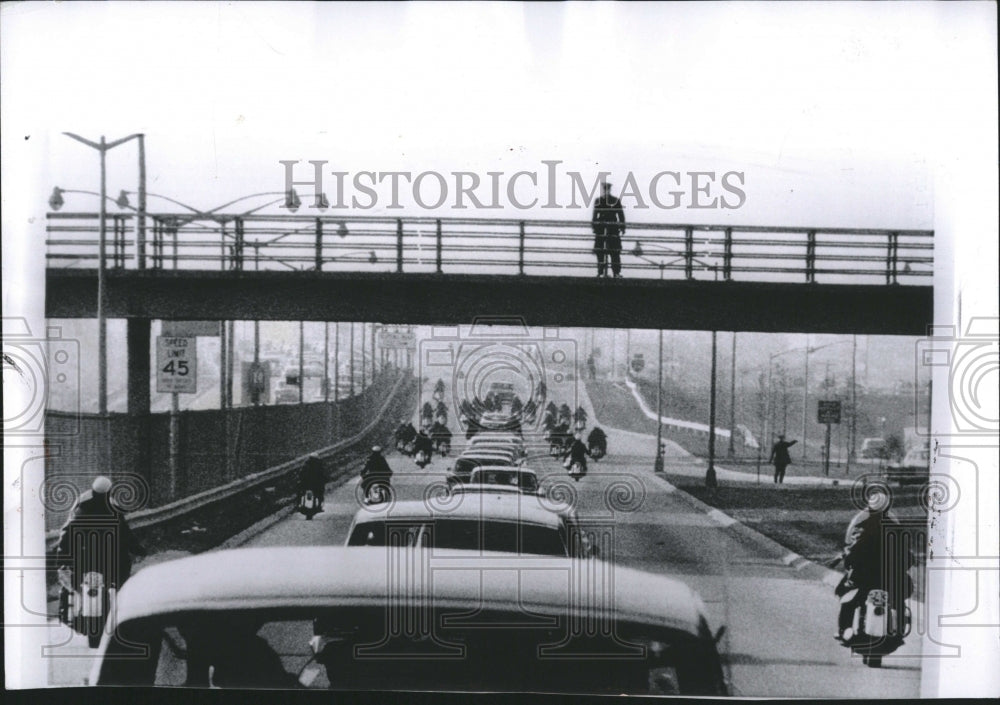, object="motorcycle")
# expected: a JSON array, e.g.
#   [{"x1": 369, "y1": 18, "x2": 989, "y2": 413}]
[
  {"x1": 298, "y1": 489, "x2": 323, "y2": 520},
  {"x1": 364, "y1": 481, "x2": 391, "y2": 505},
  {"x1": 58, "y1": 567, "x2": 114, "y2": 649},
  {"x1": 564, "y1": 457, "x2": 587, "y2": 482},
  {"x1": 833, "y1": 564, "x2": 911, "y2": 667}
]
